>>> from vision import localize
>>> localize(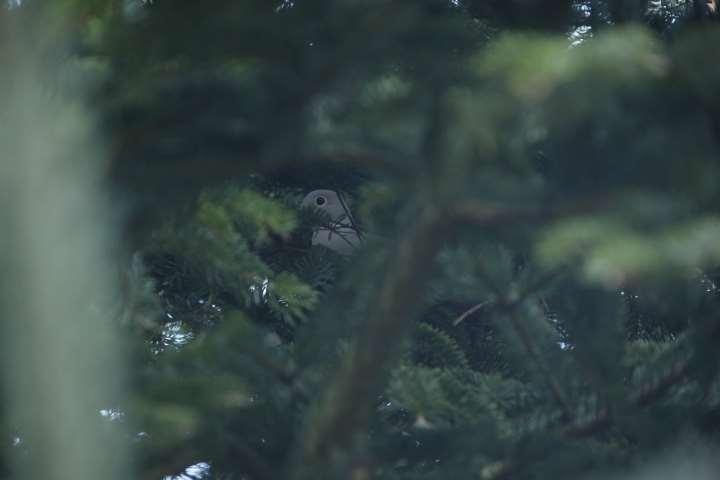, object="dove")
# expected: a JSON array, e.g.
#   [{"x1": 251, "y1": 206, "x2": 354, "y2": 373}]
[{"x1": 301, "y1": 190, "x2": 363, "y2": 254}]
